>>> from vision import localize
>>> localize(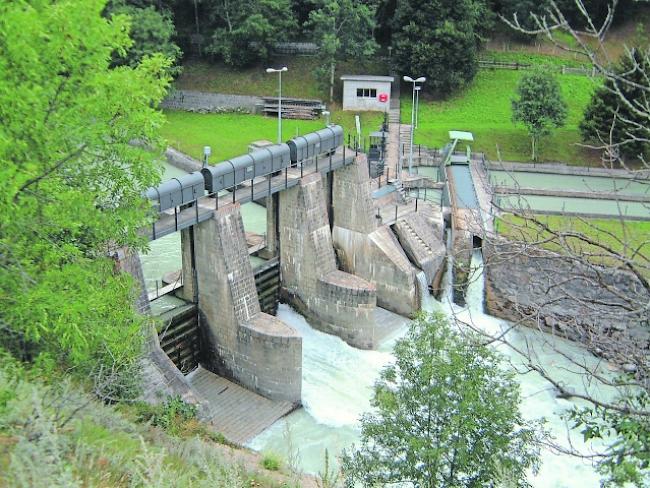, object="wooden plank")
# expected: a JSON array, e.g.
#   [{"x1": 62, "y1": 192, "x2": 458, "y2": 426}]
[{"x1": 188, "y1": 367, "x2": 296, "y2": 445}]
